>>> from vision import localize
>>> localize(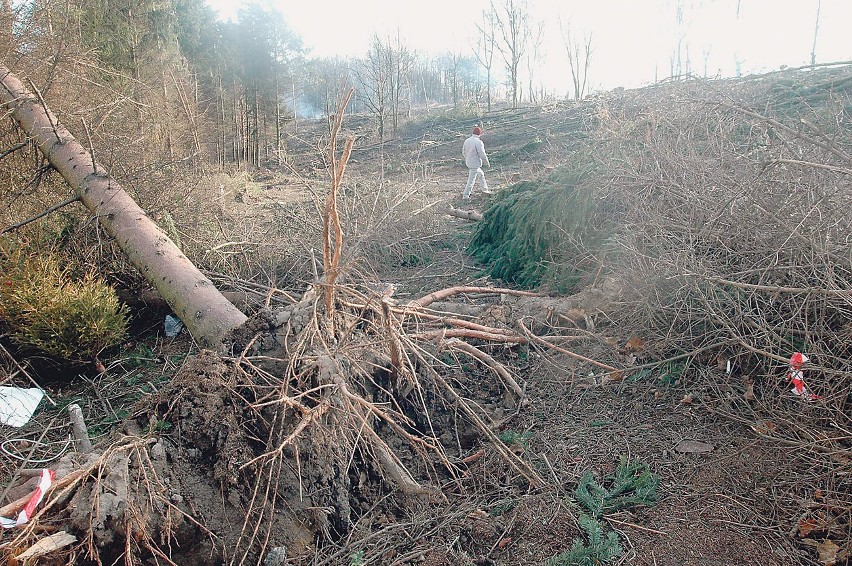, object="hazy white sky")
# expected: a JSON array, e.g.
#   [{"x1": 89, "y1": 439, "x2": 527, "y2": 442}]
[{"x1": 207, "y1": 0, "x2": 852, "y2": 94}]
